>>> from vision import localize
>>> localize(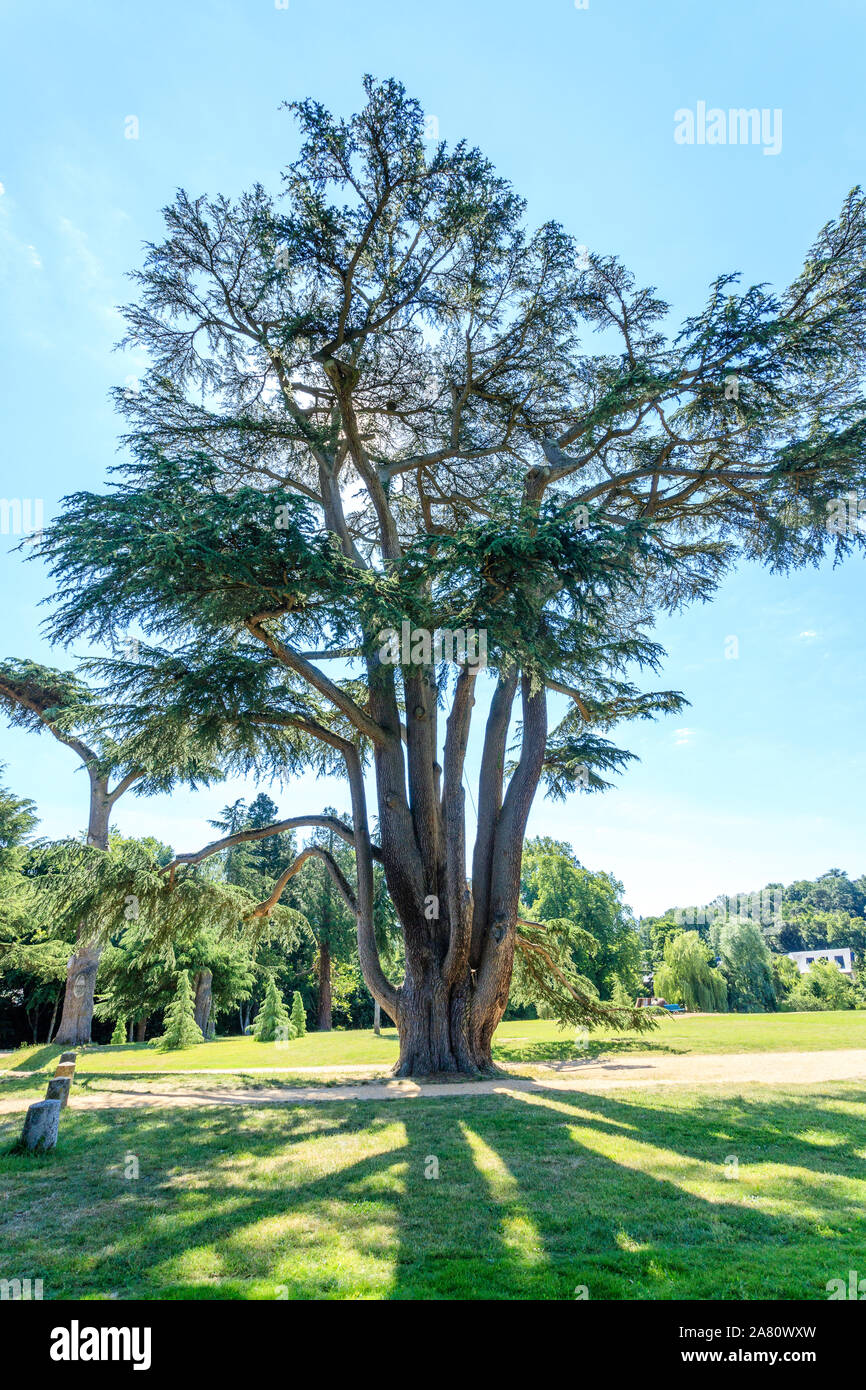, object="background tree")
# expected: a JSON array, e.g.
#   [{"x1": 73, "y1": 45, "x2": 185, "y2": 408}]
[
  {"x1": 153, "y1": 969, "x2": 203, "y2": 1049},
  {"x1": 714, "y1": 918, "x2": 777, "y2": 1013},
  {"x1": 295, "y1": 816, "x2": 362, "y2": 1029},
  {"x1": 94, "y1": 917, "x2": 256, "y2": 1043},
  {"x1": 37, "y1": 79, "x2": 866, "y2": 1074},
  {"x1": 0, "y1": 659, "x2": 218, "y2": 1044},
  {"x1": 770, "y1": 952, "x2": 801, "y2": 1006},
  {"x1": 785, "y1": 958, "x2": 856, "y2": 1011},
  {"x1": 654, "y1": 931, "x2": 728, "y2": 1012},
  {"x1": 290, "y1": 989, "x2": 307, "y2": 1037},
  {"x1": 519, "y1": 836, "x2": 643, "y2": 1005},
  {"x1": 0, "y1": 765, "x2": 71, "y2": 1044},
  {"x1": 208, "y1": 793, "x2": 313, "y2": 1030},
  {"x1": 253, "y1": 974, "x2": 291, "y2": 1041}
]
